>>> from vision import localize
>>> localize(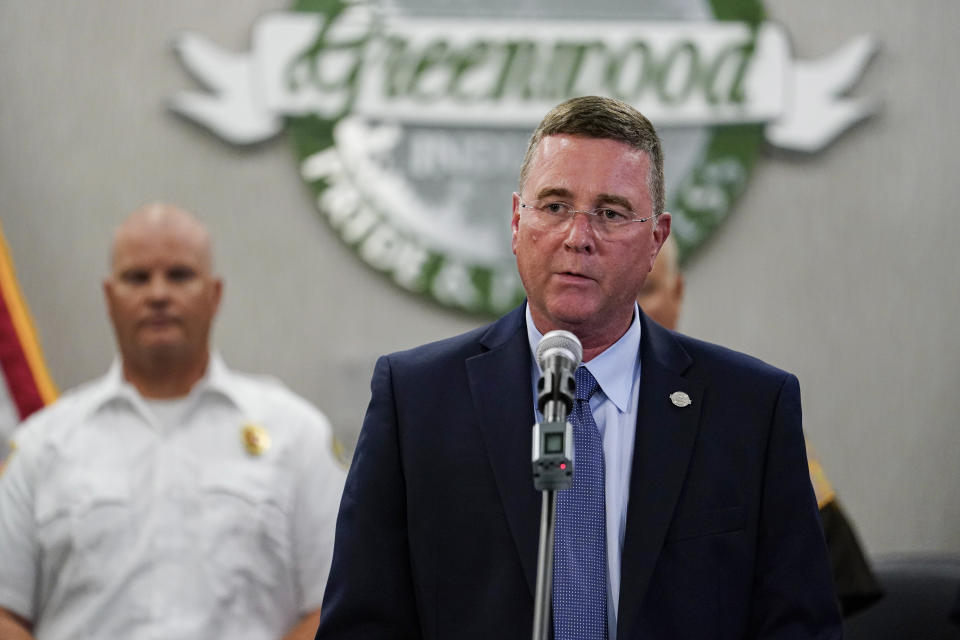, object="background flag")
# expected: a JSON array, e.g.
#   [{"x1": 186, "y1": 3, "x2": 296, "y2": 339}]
[{"x1": 0, "y1": 221, "x2": 57, "y2": 458}]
